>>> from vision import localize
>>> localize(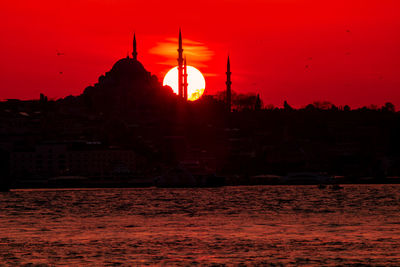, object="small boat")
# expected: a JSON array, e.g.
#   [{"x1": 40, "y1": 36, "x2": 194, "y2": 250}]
[
  {"x1": 154, "y1": 166, "x2": 196, "y2": 188},
  {"x1": 283, "y1": 172, "x2": 332, "y2": 185}
]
